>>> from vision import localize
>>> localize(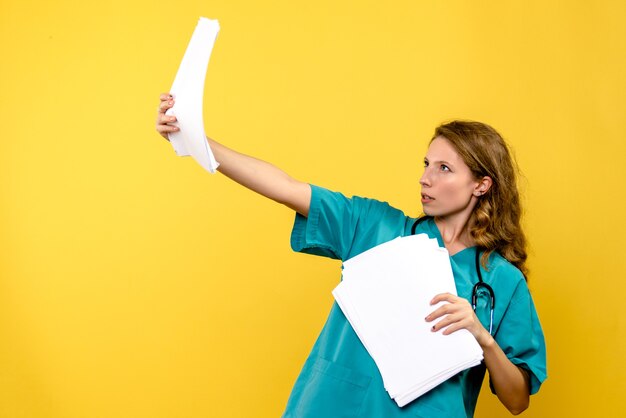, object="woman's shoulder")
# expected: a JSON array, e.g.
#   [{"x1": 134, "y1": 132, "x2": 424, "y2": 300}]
[{"x1": 487, "y1": 251, "x2": 526, "y2": 288}]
